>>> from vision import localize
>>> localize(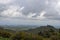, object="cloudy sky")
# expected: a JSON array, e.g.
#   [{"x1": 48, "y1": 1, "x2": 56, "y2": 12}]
[{"x1": 0, "y1": 0, "x2": 60, "y2": 26}]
